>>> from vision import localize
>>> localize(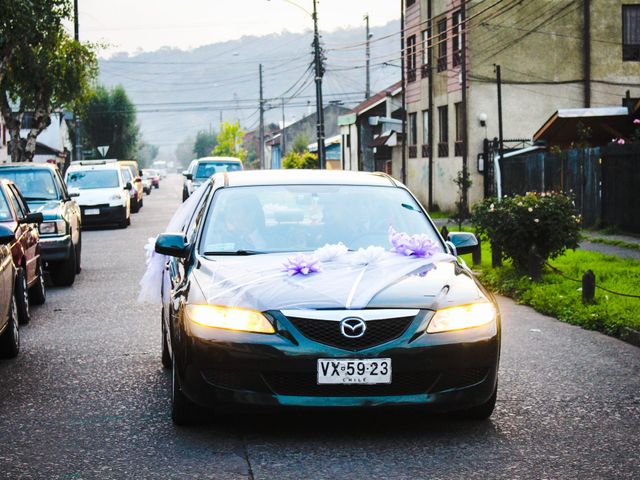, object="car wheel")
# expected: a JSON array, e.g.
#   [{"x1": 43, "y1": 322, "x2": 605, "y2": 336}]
[
  {"x1": 0, "y1": 295, "x2": 19, "y2": 358},
  {"x1": 15, "y1": 267, "x2": 30, "y2": 325},
  {"x1": 182, "y1": 188, "x2": 189, "y2": 202},
  {"x1": 456, "y1": 385, "x2": 497, "y2": 421},
  {"x1": 171, "y1": 353, "x2": 200, "y2": 425},
  {"x1": 131, "y1": 198, "x2": 140, "y2": 214},
  {"x1": 161, "y1": 311, "x2": 171, "y2": 369},
  {"x1": 139, "y1": 196, "x2": 144, "y2": 208},
  {"x1": 154, "y1": 184, "x2": 159, "y2": 189},
  {"x1": 50, "y1": 246, "x2": 76, "y2": 287},
  {"x1": 28, "y1": 259, "x2": 46, "y2": 305},
  {"x1": 75, "y1": 235, "x2": 82, "y2": 274}
]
